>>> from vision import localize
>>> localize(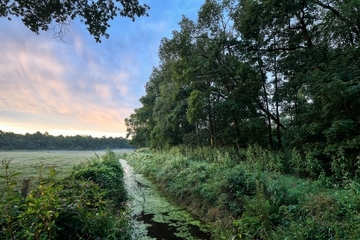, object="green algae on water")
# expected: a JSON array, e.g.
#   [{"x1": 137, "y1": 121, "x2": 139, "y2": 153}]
[{"x1": 119, "y1": 159, "x2": 212, "y2": 240}]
